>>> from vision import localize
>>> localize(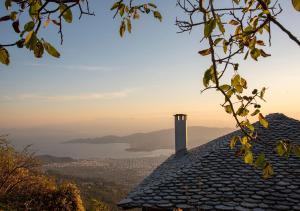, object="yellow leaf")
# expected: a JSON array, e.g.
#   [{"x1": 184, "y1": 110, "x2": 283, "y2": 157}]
[
  {"x1": 126, "y1": 18, "x2": 132, "y2": 33},
  {"x1": 276, "y1": 141, "x2": 286, "y2": 156},
  {"x1": 119, "y1": 21, "x2": 126, "y2": 37},
  {"x1": 293, "y1": 145, "x2": 300, "y2": 157},
  {"x1": 292, "y1": 0, "x2": 300, "y2": 11},
  {"x1": 44, "y1": 19, "x2": 50, "y2": 28},
  {"x1": 0, "y1": 47, "x2": 10, "y2": 65},
  {"x1": 241, "y1": 136, "x2": 249, "y2": 145},
  {"x1": 229, "y1": 19, "x2": 239, "y2": 25},
  {"x1": 262, "y1": 163, "x2": 273, "y2": 179},
  {"x1": 230, "y1": 136, "x2": 239, "y2": 149},
  {"x1": 24, "y1": 30, "x2": 34, "y2": 45},
  {"x1": 259, "y1": 113, "x2": 269, "y2": 128},
  {"x1": 244, "y1": 150, "x2": 253, "y2": 164},
  {"x1": 153, "y1": 11, "x2": 162, "y2": 22}
]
